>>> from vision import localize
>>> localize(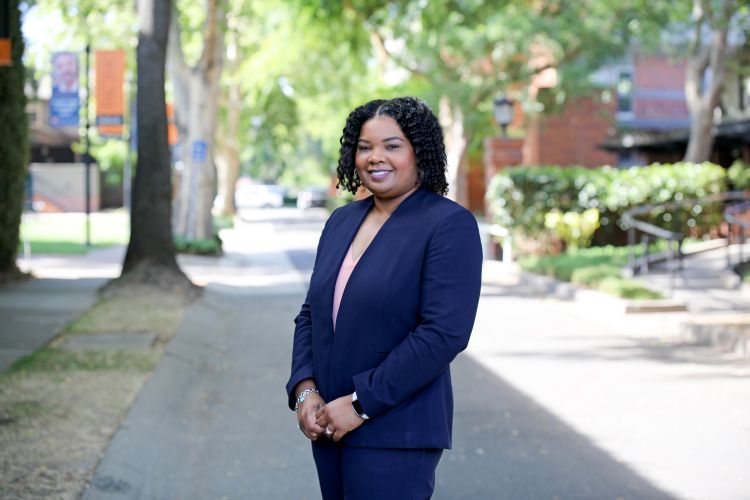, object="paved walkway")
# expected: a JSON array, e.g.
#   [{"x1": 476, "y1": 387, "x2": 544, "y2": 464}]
[
  {"x1": 635, "y1": 241, "x2": 750, "y2": 312},
  {"x1": 4, "y1": 209, "x2": 750, "y2": 499},
  {"x1": 0, "y1": 278, "x2": 103, "y2": 371}
]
